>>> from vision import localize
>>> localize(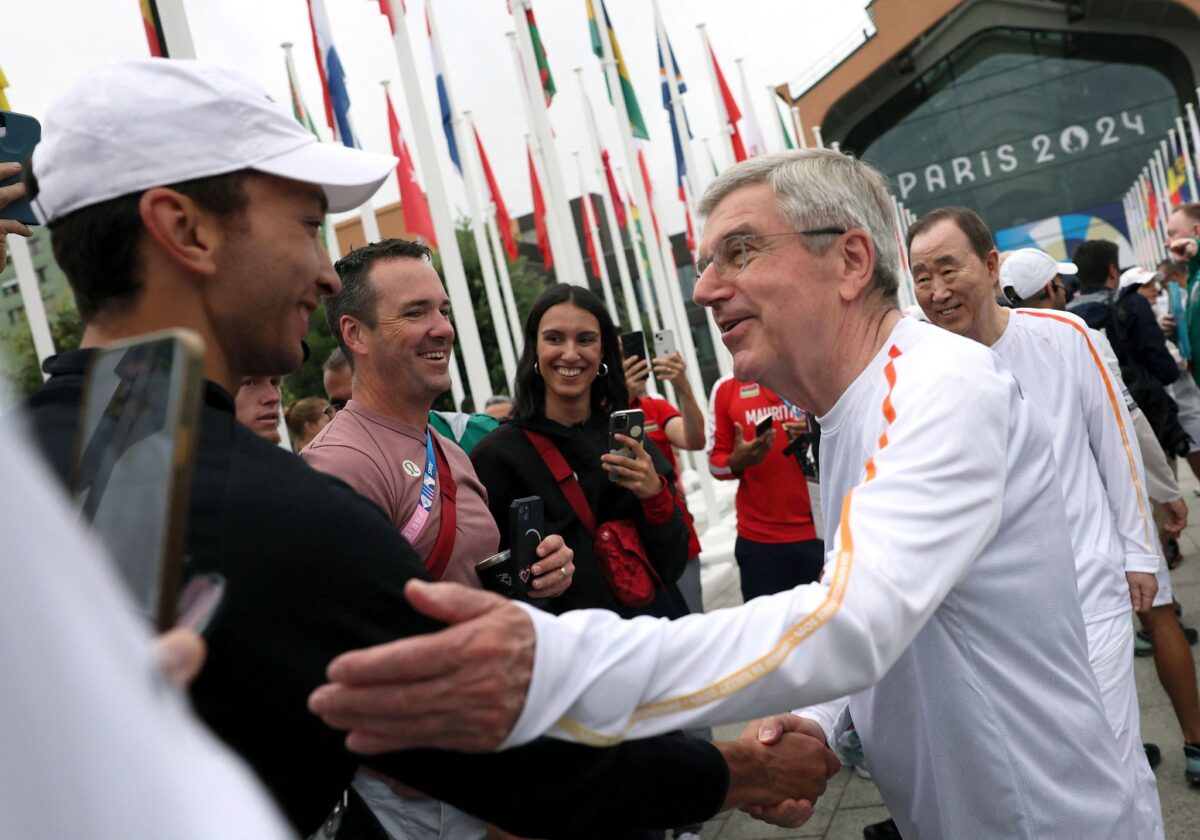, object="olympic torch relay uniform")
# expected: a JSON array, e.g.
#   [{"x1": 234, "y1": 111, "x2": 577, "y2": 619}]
[{"x1": 504, "y1": 318, "x2": 1133, "y2": 839}]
